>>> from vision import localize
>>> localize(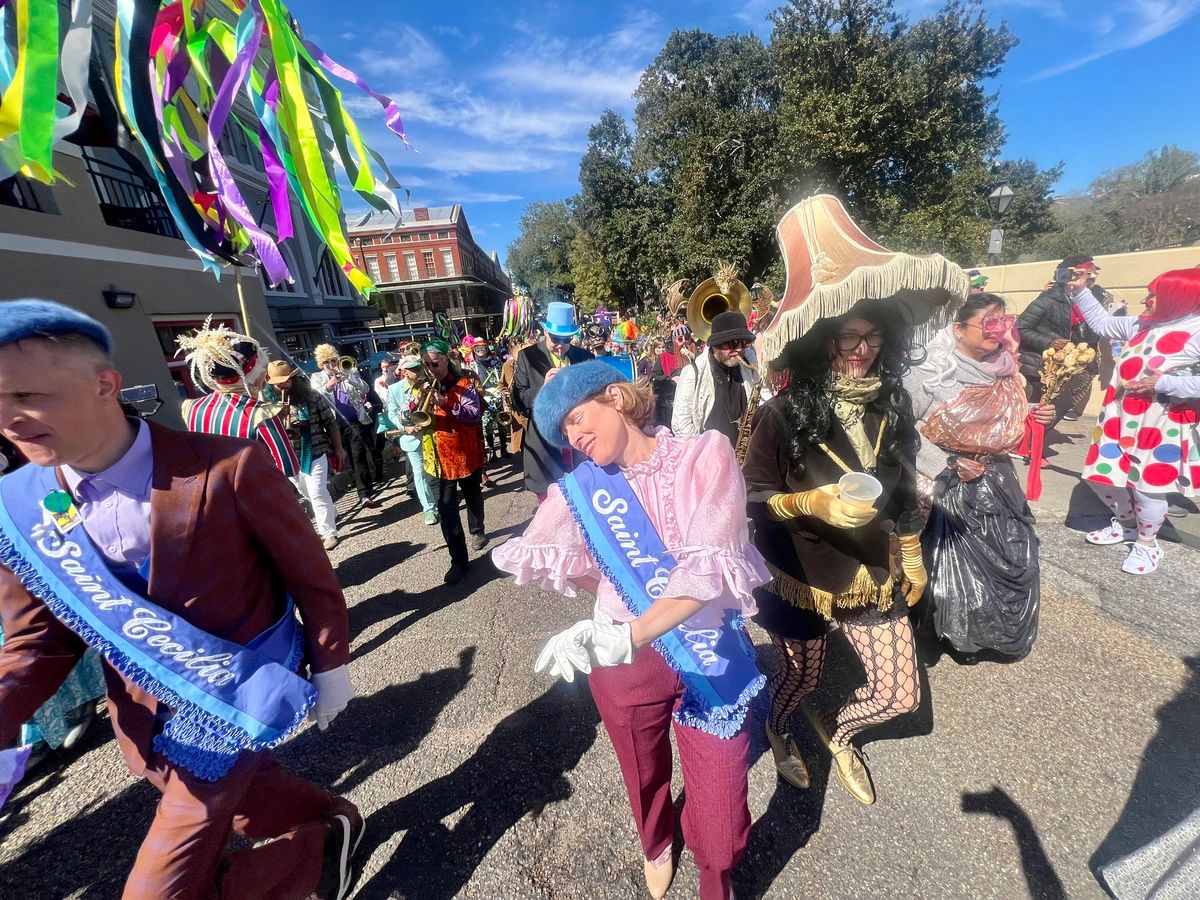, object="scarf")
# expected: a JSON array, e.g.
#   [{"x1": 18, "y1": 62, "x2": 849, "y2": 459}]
[{"x1": 828, "y1": 373, "x2": 882, "y2": 469}]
